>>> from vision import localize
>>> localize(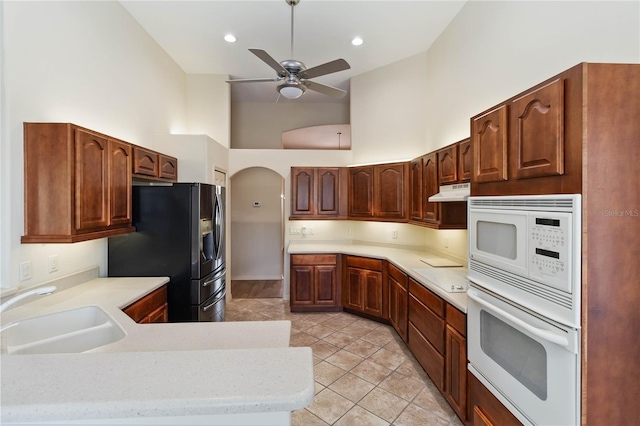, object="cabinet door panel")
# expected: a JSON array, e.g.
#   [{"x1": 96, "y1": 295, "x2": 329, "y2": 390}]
[
  {"x1": 159, "y1": 155, "x2": 178, "y2": 181},
  {"x1": 389, "y1": 276, "x2": 408, "y2": 341},
  {"x1": 345, "y1": 268, "x2": 364, "y2": 310},
  {"x1": 315, "y1": 265, "x2": 338, "y2": 305},
  {"x1": 374, "y1": 164, "x2": 406, "y2": 219},
  {"x1": 512, "y1": 78, "x2": 564, "y2": 179},
  {"x1": 108, "y1": 140, "x2": 132, "y2": 226},
  {"x1": 409, "y1": 294, "x2": 445, "y2": 354},
  {"x1": 408, "y1": 323, "x2": 444, "y2": 391},
  {"x1": 472, "y1": 105, "x2": 508, "y2": 183},
  {"x1": 422, "y1": 153, "x2": 439, "y2": 223},
  {"x1": 292, "y1": 168, "x2": 315, "y2": 216},
  {"x1": 291, "y1": 265, "x2": 314, "y2": 305},
  {"x1": 348, "y1": 167, "x2": 374, "y2": 217},
  {"x1": 438, "y1": 145, "x2": 458, "y2": 184},
  {"x1": 317, "y1": 168, "x2": 340, "y2": 215},
  {"x1": 445, "y1": 325, "x2": 467, "y2": 421},
  {"x1": 75, "y1": 129, "x2": 109, "y2": 230},
  {"x1": 409, "y1": 159, "x2": 423, "y2": 221},
  {"x1": 133, "y1": 146, "x2": 159, "y2": 177},
  {"x1": 363, "y1": 270, "x2": 383, "y2": 317},
  {"x1": 458, "y1": 139, "x2": 472, "y2": 182}
]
